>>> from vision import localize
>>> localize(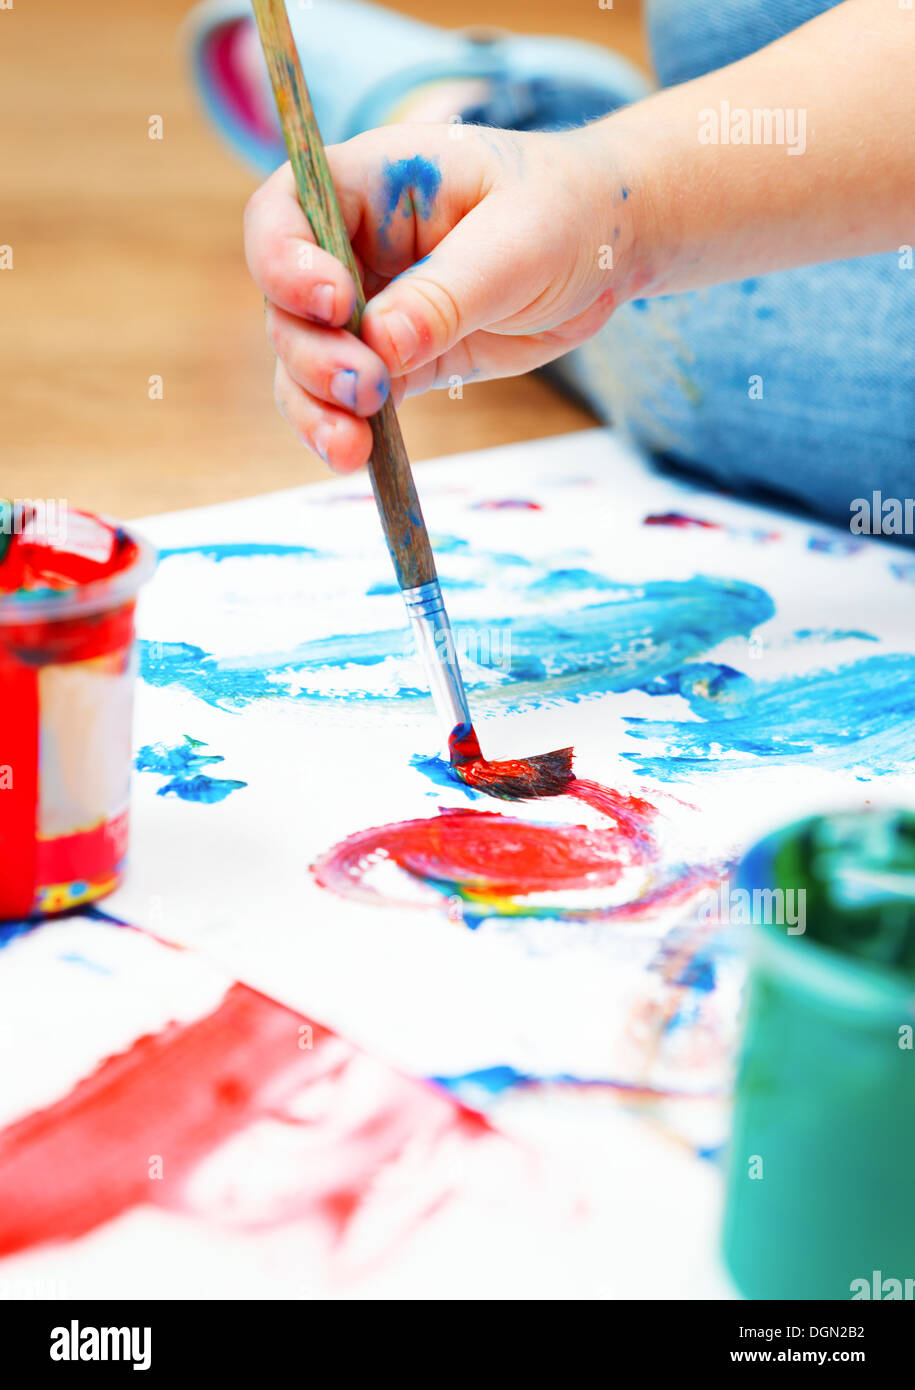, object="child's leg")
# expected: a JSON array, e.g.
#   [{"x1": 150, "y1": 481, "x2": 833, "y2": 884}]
[
  {"x1": 645, "y1": 0, "x2": 839, "y2": 86},
  {"x1": 552, "y1": 0, "x2": 915, "y2": 530},
  {"x1": 552, "y1": 263, "x2": 915, "y2": 531}
]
